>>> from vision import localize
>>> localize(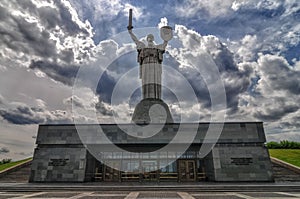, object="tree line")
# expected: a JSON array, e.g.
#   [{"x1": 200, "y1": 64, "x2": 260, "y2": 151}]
[
  {"x1": 266, "y1": 140, "x2": 300, "y2": 149},
  {"x1": 0, "y1": 158, "x2": 12, "y2": 165}
]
